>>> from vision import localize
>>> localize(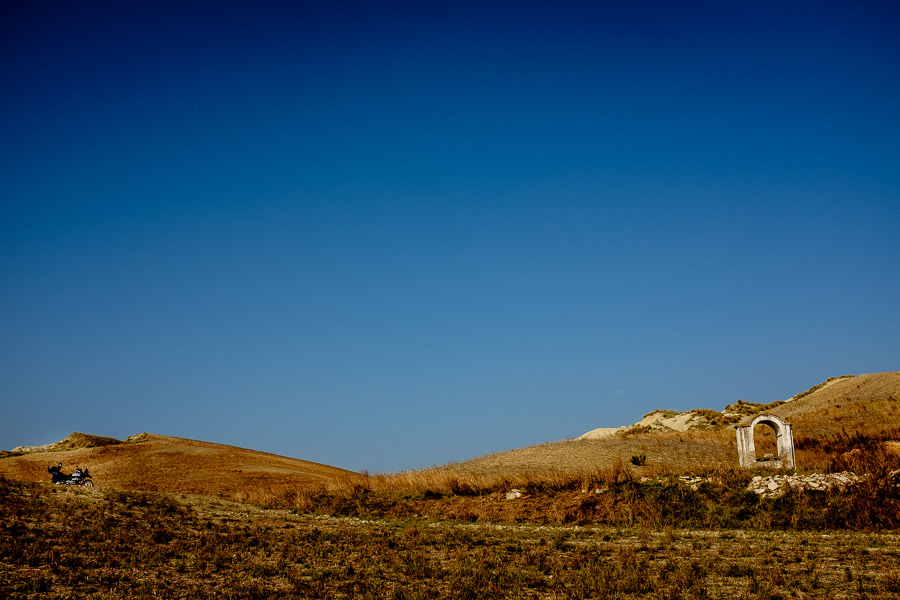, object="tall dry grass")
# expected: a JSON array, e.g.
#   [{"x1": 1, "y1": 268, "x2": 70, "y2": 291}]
[
  {"x1": 5, "y1": 474, "x2": 900, "y2": 599},
  {"x1": 240, "y1": 424, "x2": 900, "y2": 532}
]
